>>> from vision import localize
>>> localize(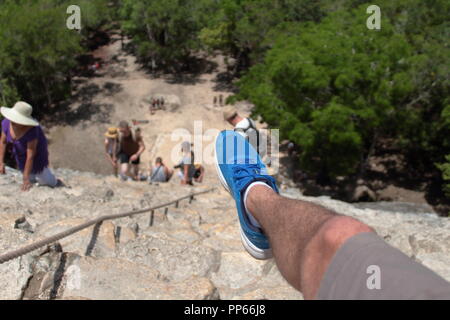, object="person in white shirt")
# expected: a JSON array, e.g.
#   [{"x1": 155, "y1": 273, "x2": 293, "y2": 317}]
[{"x1": 223, "y1": 106, "x2": 267, "y2": 161}]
